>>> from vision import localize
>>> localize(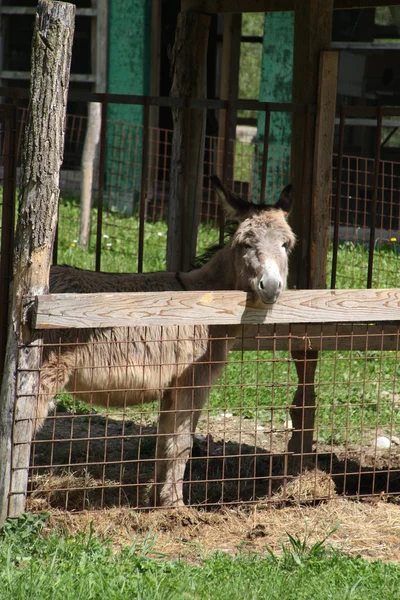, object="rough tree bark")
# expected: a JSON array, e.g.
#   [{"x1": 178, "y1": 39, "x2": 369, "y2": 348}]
[
  {"x1": 167, "y1": 11, "x2": 210, "y2": 272},
  {"x1": 0, "y1": 0, "x2": 75, "y2": 525},
  {"x1": 79, "y1": 102, "x2": 101, "y2": 247}
]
